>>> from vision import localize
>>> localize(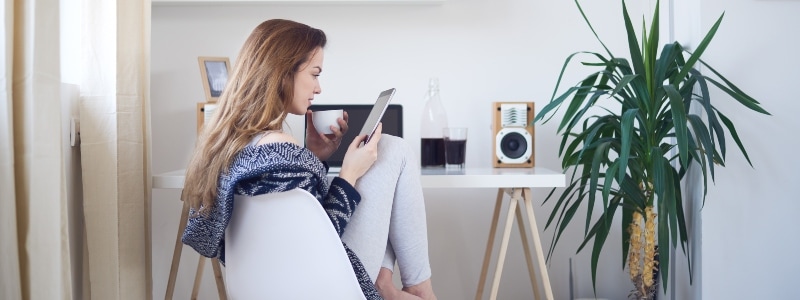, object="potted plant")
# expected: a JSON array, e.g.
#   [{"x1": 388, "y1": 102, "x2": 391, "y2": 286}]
[{"x1": 534, "y1": 0, "x2": 770, "y2": 299}]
